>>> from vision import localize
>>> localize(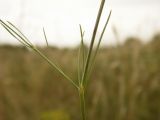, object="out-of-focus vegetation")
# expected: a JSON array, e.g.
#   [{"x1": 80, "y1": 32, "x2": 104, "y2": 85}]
[{"x1": 0, "y1": 34, "x2": 160, "y2": 120}]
